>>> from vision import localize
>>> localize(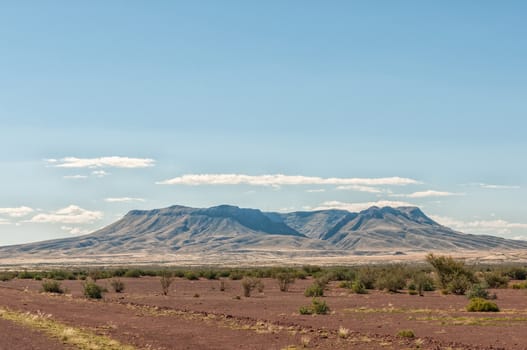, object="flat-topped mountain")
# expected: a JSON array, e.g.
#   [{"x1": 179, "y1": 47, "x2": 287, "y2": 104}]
[{"x1": 1, "y1": 205, "x2": 526, "y2": 258}]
